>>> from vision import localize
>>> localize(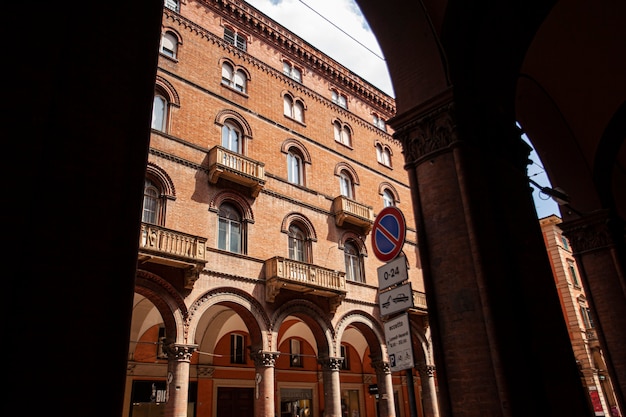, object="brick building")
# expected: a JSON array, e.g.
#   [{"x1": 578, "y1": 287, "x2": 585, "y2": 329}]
[
  {"x1": 540, "y1": 215, "x2": 622, "y2": 417},
  {"x1": 125, "y1": 1, "x2": 434, "y2": 417}
]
